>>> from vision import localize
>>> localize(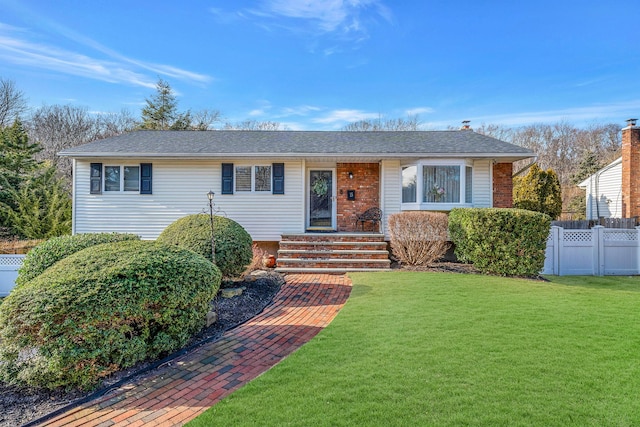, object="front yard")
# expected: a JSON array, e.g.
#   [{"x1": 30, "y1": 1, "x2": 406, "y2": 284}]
[{"x1": 189, "y1": 272, "x2": 640, "y2": 426}]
